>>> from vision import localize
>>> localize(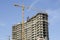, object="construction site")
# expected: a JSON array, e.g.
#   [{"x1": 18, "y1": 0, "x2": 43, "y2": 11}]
[
  {"x1": 12, "y1": 0, "x2": 49, "y2": 40},
  {"x1": 1, "y1": 0, "x2": 60, "y2": 40}
]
